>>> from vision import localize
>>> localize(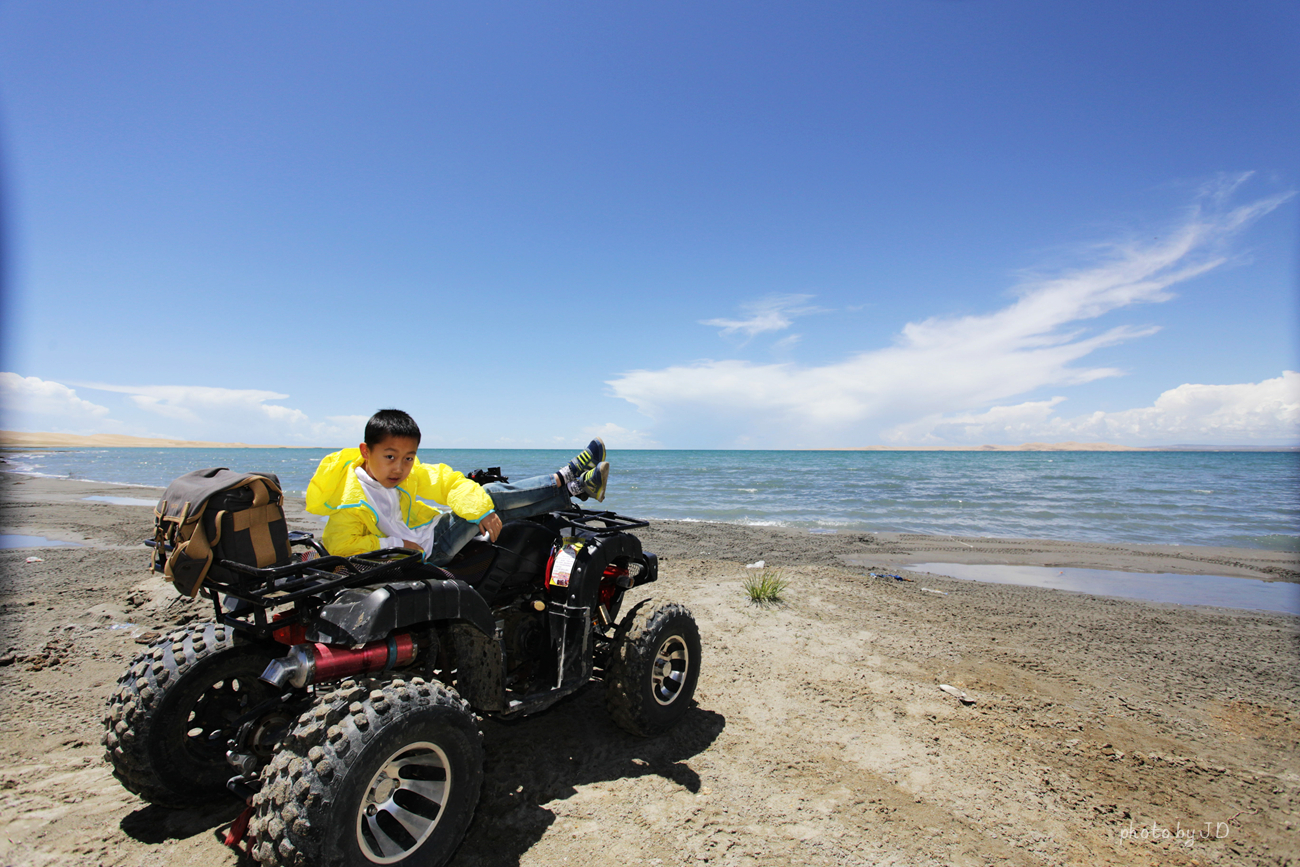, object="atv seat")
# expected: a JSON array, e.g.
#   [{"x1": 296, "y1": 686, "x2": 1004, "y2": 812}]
[{"x1": 441, "y1": 519, "x2": 560, "y2": 603}]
